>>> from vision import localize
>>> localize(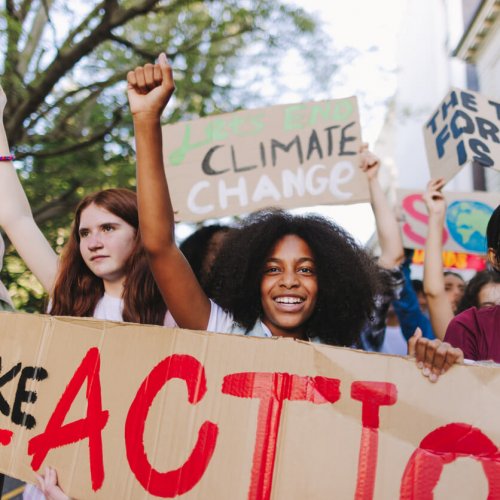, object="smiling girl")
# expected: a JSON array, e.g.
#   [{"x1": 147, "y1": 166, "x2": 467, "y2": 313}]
[
  {"x1": 204, "y1": 209, "x2": 378, "y2": 344},
  {"x1": 128, "y1": 54, "x2": 377, "y2": 345}
]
